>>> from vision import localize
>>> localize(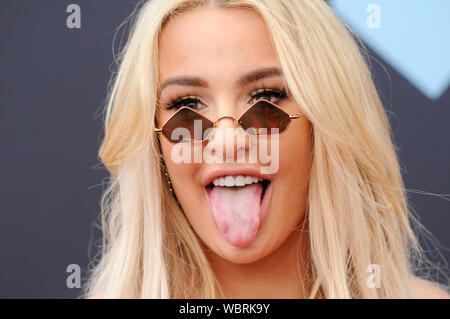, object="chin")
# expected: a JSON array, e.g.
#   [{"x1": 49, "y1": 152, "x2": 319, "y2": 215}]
[{"x1": 205, "y1": 224, "x2": 284, "y2": 265}]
